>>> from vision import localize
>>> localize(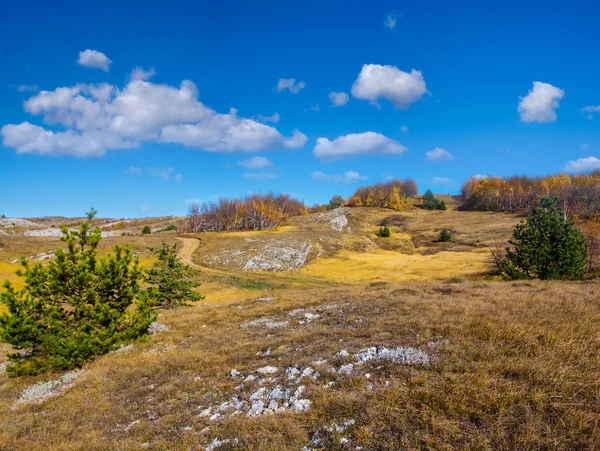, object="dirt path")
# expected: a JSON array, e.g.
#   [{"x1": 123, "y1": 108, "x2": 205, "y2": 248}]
[{"x1": 176, "y1": 237, "x2": 335, "y2": 288}]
